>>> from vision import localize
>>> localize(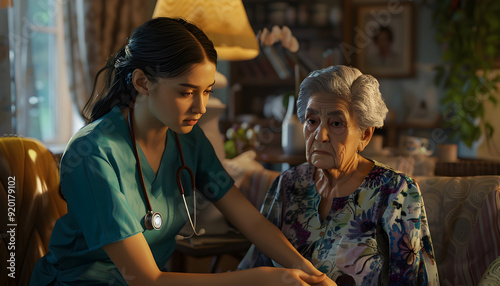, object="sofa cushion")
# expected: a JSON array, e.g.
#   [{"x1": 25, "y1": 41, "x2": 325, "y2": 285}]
[{"x1": 415, "y1": 176, "x2": 500, "y2": 285}]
